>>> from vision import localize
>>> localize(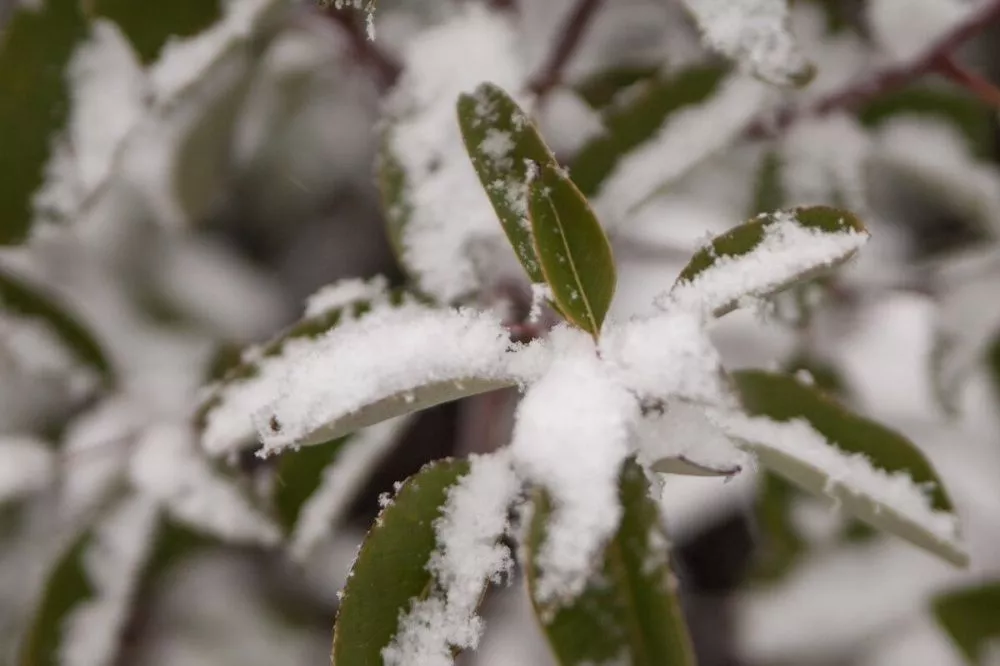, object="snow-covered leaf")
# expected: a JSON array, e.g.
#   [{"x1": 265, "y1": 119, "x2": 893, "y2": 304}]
[
  {"x1": 253, "y1": 296, "x2": 544, "y2": 457},
  {"x1": 573, "y1": 63, "x2": 661, "y2": 112},
  {"x1": 680, "y1": 0, "x2": 815, "y2": 86},
  {"x1": 651, "y1": 456, "x2": 742, "y2": 477},
  {"x1": 457, "y1": 82, "x2": 557, "y2": 286},
  {"x1": 933, "y1": 580, "x2": 1000, "y2": 666},
  {"x1": 723, "y1": 370, "x2": 967, "y2": 566},
  {"x1": 334, "y1": 454, "x2": 521, "y2": 666},
  {"x1": 664, "y1": 206, "x2": 869, "y2": 317},
  {"x1": 89, "y1": 0, "x2": 223, "y2": 63},
  {"x1": 0, "y1": 436, "x2": 55, "y2": 504},
  {"x1": 525, "y1": 458, "x2": 696, "y2": 666},
  {"x1": 528, "y1": 161, "x2": 616, "y2": 338},
  {"x1": 0, "y1": 0, "x2": 88, "y2": 244},
  {"x1": 276, "y1": 416, "x2": 414, "y2": 562},
  {"x1": 0, "y1": 267, "x2": 113, "y2": 384},
  {"x1": 16, "y1": 494, "x2": 160, "y2": 666}
]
